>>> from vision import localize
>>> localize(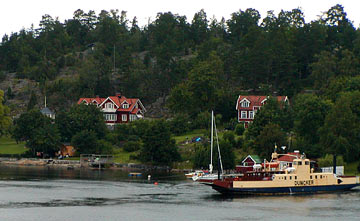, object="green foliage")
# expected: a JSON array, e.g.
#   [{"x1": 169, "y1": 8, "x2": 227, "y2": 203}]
[
  {"x1": 6, "y1": 87, "x2": 14, "y2": 100},
  {"x1": 168, "y1": 114, "x2": 191, "y2": 135},
  {"x1": 123, "y1": 141, "x2": 142, "y2": 152},
  {"x1": 71, "y1": 130, "x2": 98, "y2": 154},
  {"x1": 193, "y1": 143, "x2": 210, "y2": 169},
  {"x1": 138, "y1": 119, "x2": 180, "y2": 167},
  {"x1": 293, "y1": 94, "x2": 333, "y2": 157},
  {"x1": 55, "y1": 103, "x2": 108, "y2": 143},
  {"x1": 254, "y1": 123, "x2": 286, "y2": 159},
  {"x1": 319, "y1": 91, "x2": 360, "y2": 162},
  {"x1": 0, "y1": 90, "x2": 11, "y2": 137},
  {"x1": 222, "y1": 131, "x2": 235, "y2": 146},
  {"x1": 246, "y1": 97, "x2": 289, "y2": 140},
  {"x1": 317, "y1": 154, "x2": 344, "y2": 167},
  {"x1": 12, "y1": 109, "x2": 60, "y2": 156},
  {"x1": 192, "y1": 139, "x2": 235, "y2": 170},
  {"x1": 27, "y1": 91, "x2": 38, "y2": 111},
  {"x1": 234, "y1": 123, "x2": 245, "y2": 136}
]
